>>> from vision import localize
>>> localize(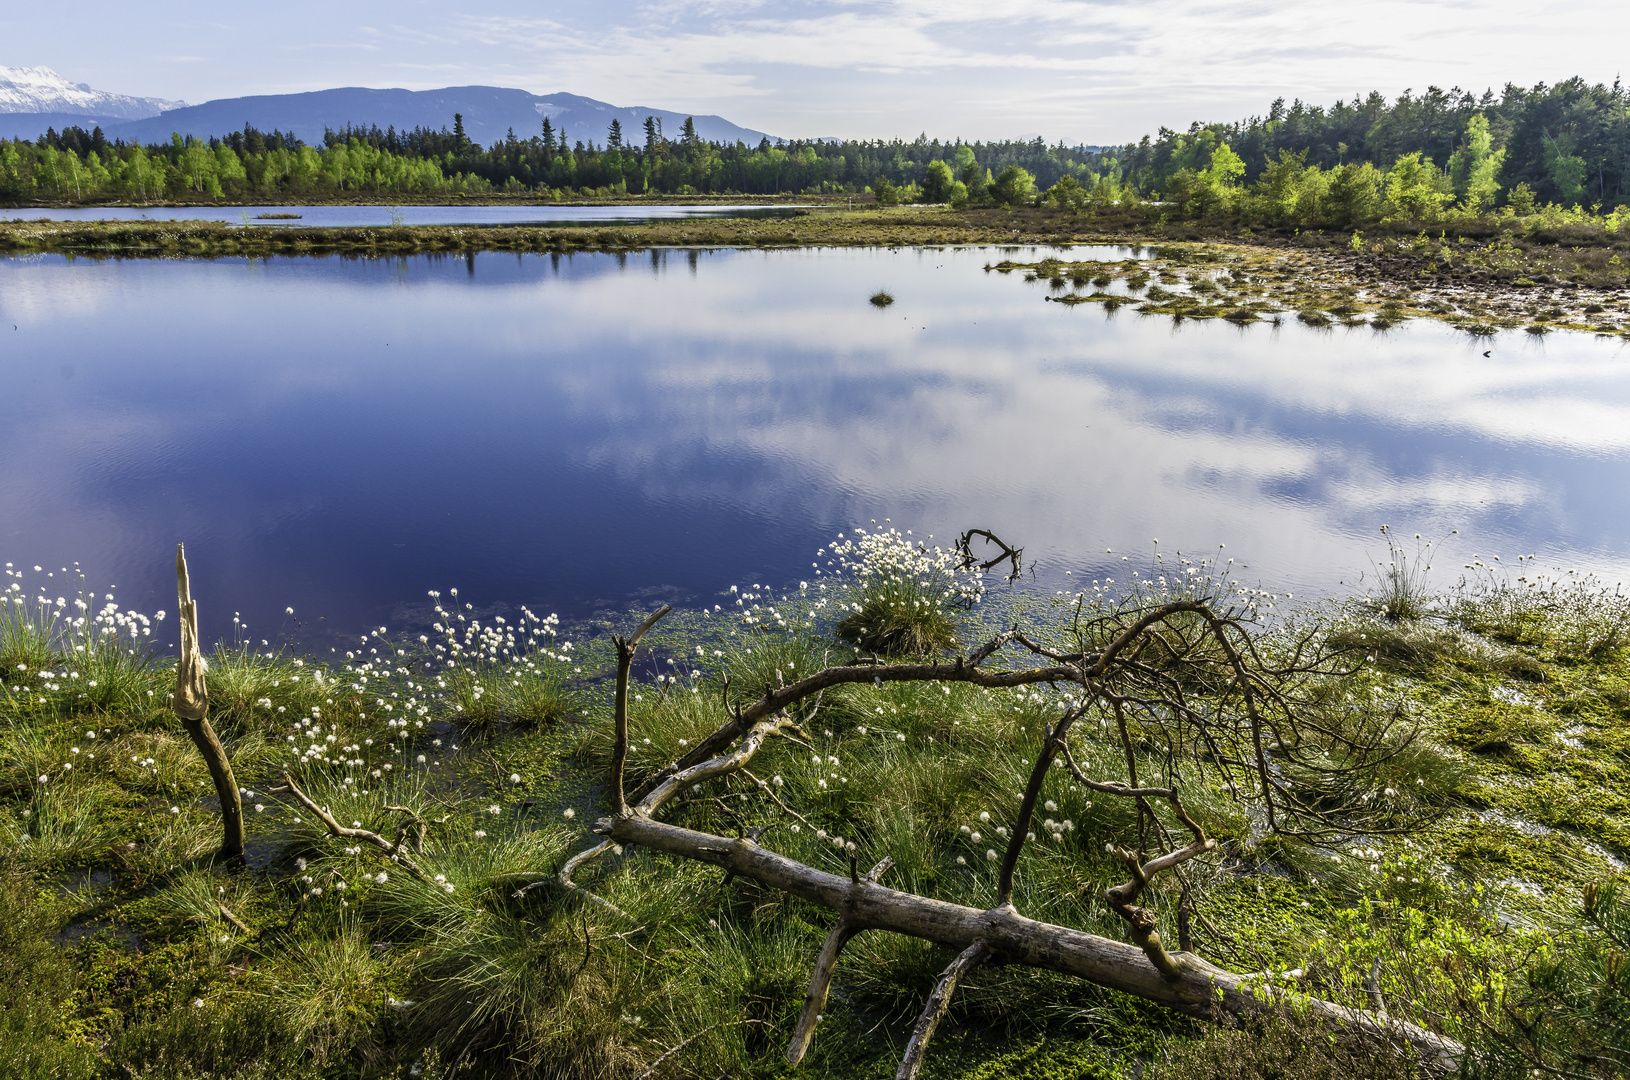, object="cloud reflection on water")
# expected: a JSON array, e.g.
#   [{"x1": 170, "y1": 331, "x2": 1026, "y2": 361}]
[{"x1": 0, "y1": 246, "x2": 1626, "y2": 644}]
